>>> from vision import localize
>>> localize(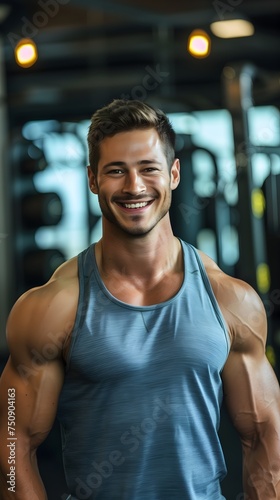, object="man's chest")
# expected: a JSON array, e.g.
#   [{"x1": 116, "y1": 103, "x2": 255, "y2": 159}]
[
  {"x1": 69, "y1": 296, "x2": 228, "y2": 384},
  {"x1": 100, "y1": 272, "x2": 184, "y2": 306}
]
